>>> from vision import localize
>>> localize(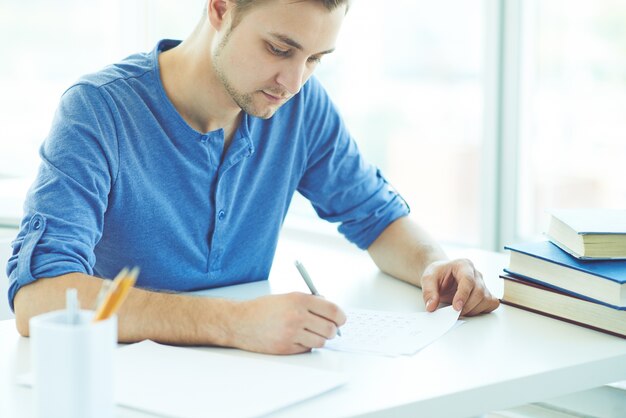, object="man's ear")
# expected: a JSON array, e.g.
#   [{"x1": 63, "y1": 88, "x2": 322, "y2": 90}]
[{"x1": 207, "y1": 0, "x2": 233, "y2": 31}]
